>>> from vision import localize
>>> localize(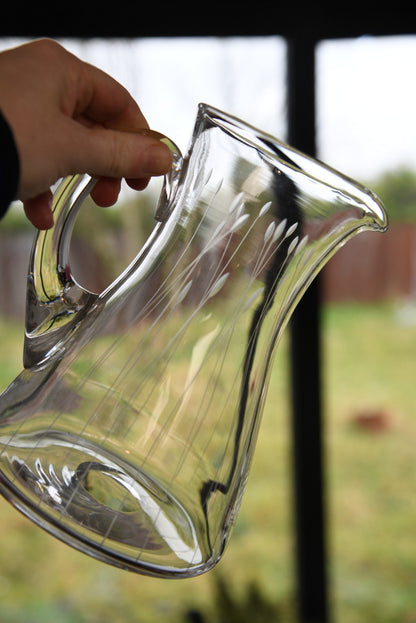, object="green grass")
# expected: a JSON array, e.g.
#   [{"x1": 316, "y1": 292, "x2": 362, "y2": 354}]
[
  {"x1": 324, "y1": 302, "x2": 416, "y2": 623},
  {"x1": 0, "y1": 302, "x2": 415, "y2": 622}
]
